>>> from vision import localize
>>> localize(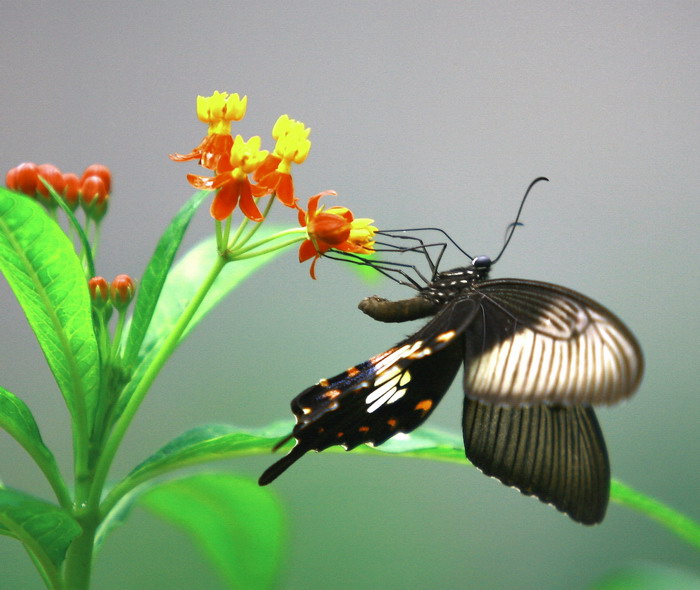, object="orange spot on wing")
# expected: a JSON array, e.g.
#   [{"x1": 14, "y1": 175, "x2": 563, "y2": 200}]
[
  {"x1": 323, "y1": 389, "x2": 341, "y2": 400},
  {"x1": 414, "y1": 399, "x2": 433, "y2": 413},
  {"x1": 387, "y1": 418, "x2": 397, "y2": 429},
  {"x1": 346, "y1": 366, "x2": 360, "y2": 377},
  {"x1": 358, "y1": 426, "x2": 370, "y2": 433}
]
